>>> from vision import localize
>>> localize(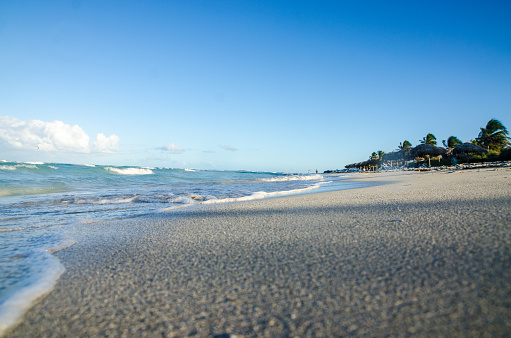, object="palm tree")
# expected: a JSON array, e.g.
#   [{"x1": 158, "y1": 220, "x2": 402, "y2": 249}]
[
  {"x1": 476, "y1": 119, "x2": 510, "y2": 152},
  {"x1": 420, "y1": 133, "x2": 437, "y2": 146},
  {"x1": 377, "y1": 150, "x2": 385, "y2": 168},
  {"x1": 398, "y1": 140, "x2": 412, "y2": 150},
  {"x1": 442, "y1": 136, "x2": 462, "y2": 149}
]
